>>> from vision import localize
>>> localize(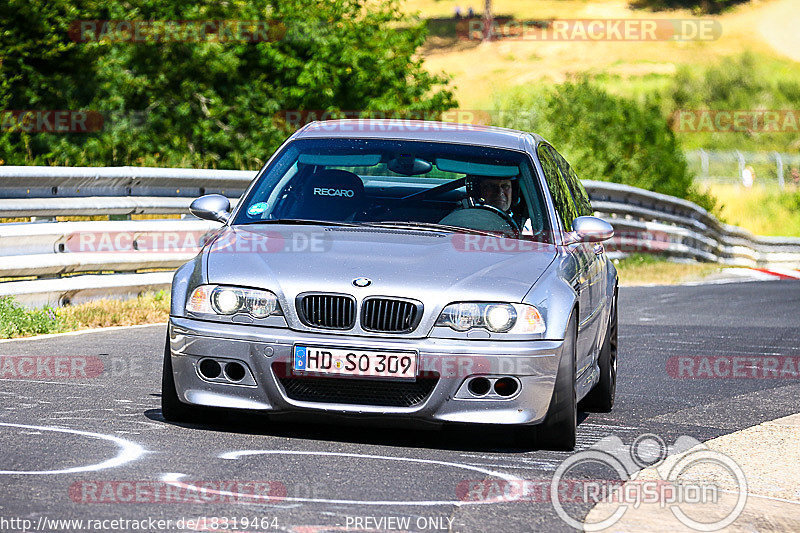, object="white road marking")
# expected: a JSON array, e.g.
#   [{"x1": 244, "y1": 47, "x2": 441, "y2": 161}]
[
  {"x1": 0, "y1": 378, "x2": 103, "y2": 387},
  {"x1": 0, "y1": 422, "x2": 146, "y2": 474}
]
